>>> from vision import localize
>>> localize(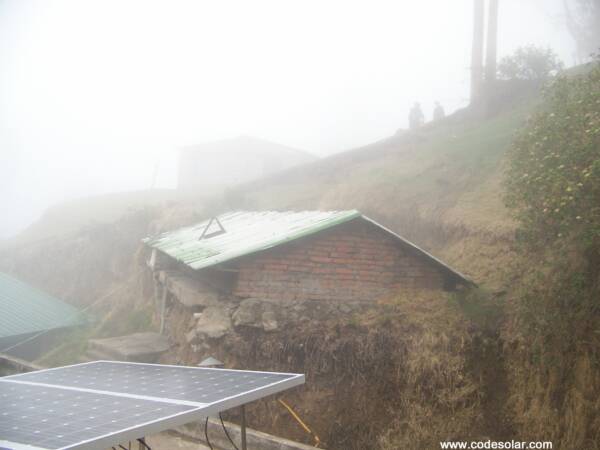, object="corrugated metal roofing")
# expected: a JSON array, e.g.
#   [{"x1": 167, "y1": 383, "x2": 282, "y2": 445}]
[
  {"x1": 0, "y1": 272, "x2": 85, "y2": 339},
  {"x1": 143, "y1": 210, "x2": 473, "y2": 284},
  {"x1": 144, "y1": 210, "x2": 361, "y2": 270}
]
